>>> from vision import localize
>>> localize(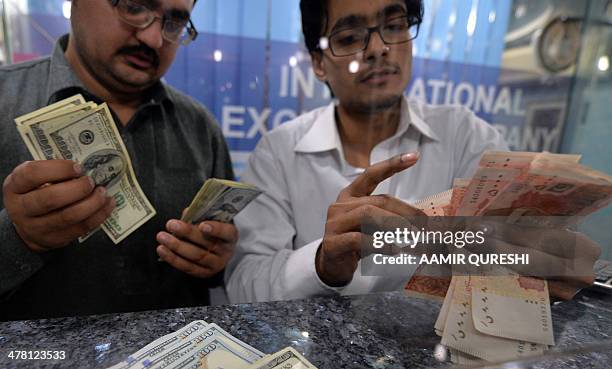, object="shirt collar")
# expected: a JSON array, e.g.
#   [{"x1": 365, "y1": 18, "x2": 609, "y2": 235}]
[
  {"x1": 46, "y1": 34, "x2": 174, "y2": 108},
  {"x1": 294, "y1": 96, "x2": 438, "y2": 154},
  {"x1": 294, "y1": 103, "x2": 342, "y2": 153},
  {"x1": 404, "y1": 97, "x2": 440, "y2": 142}
]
